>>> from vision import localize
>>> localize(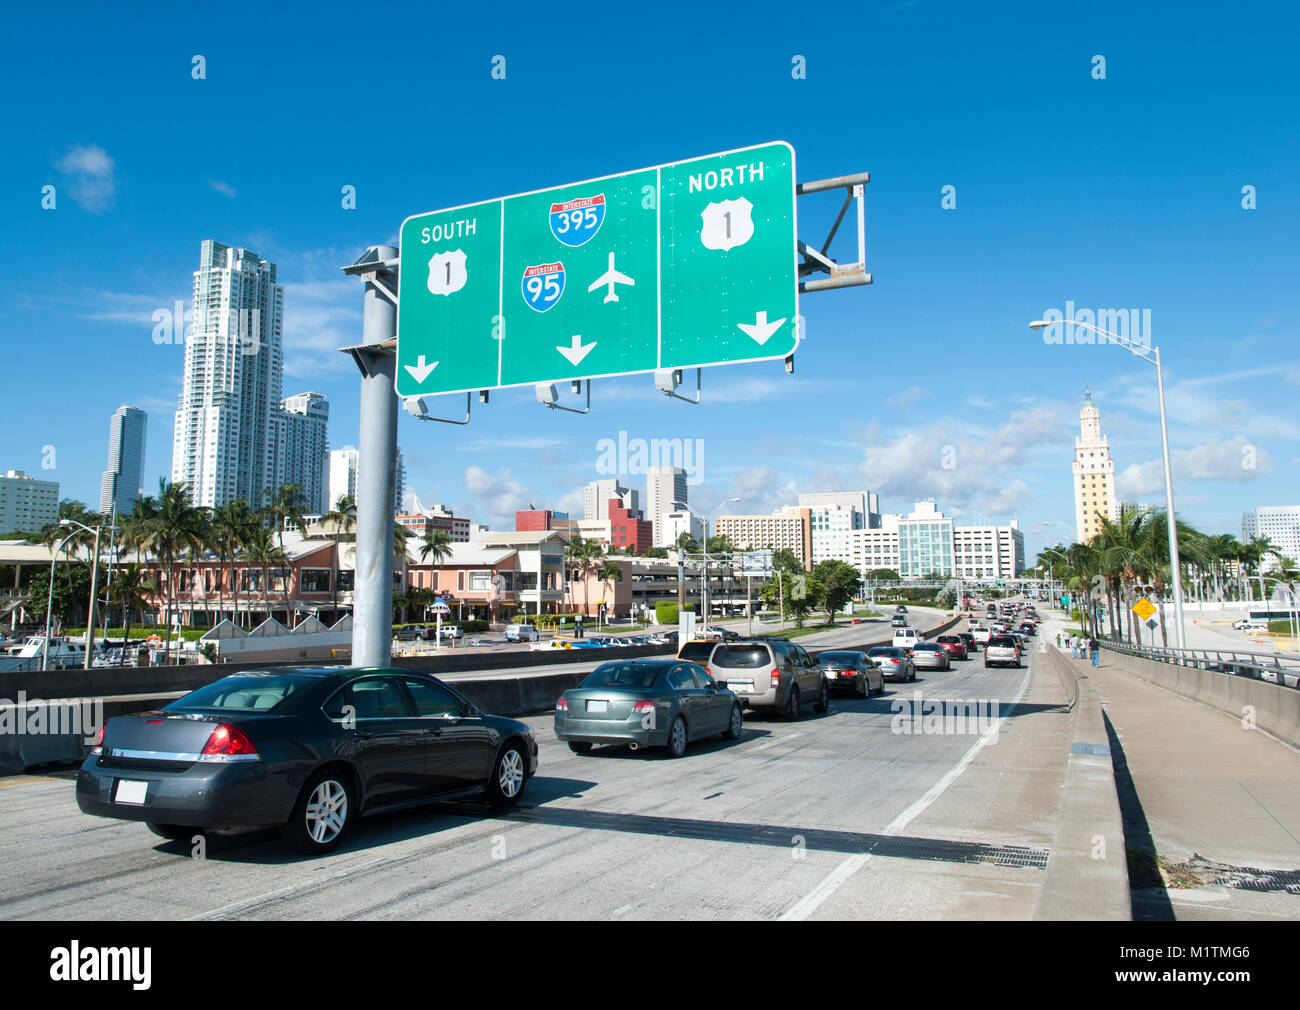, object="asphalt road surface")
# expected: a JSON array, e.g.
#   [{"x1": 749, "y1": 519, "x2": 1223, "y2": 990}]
[{"x1": 0, "y1": 621, "x2": 1080, "y2": 920}]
